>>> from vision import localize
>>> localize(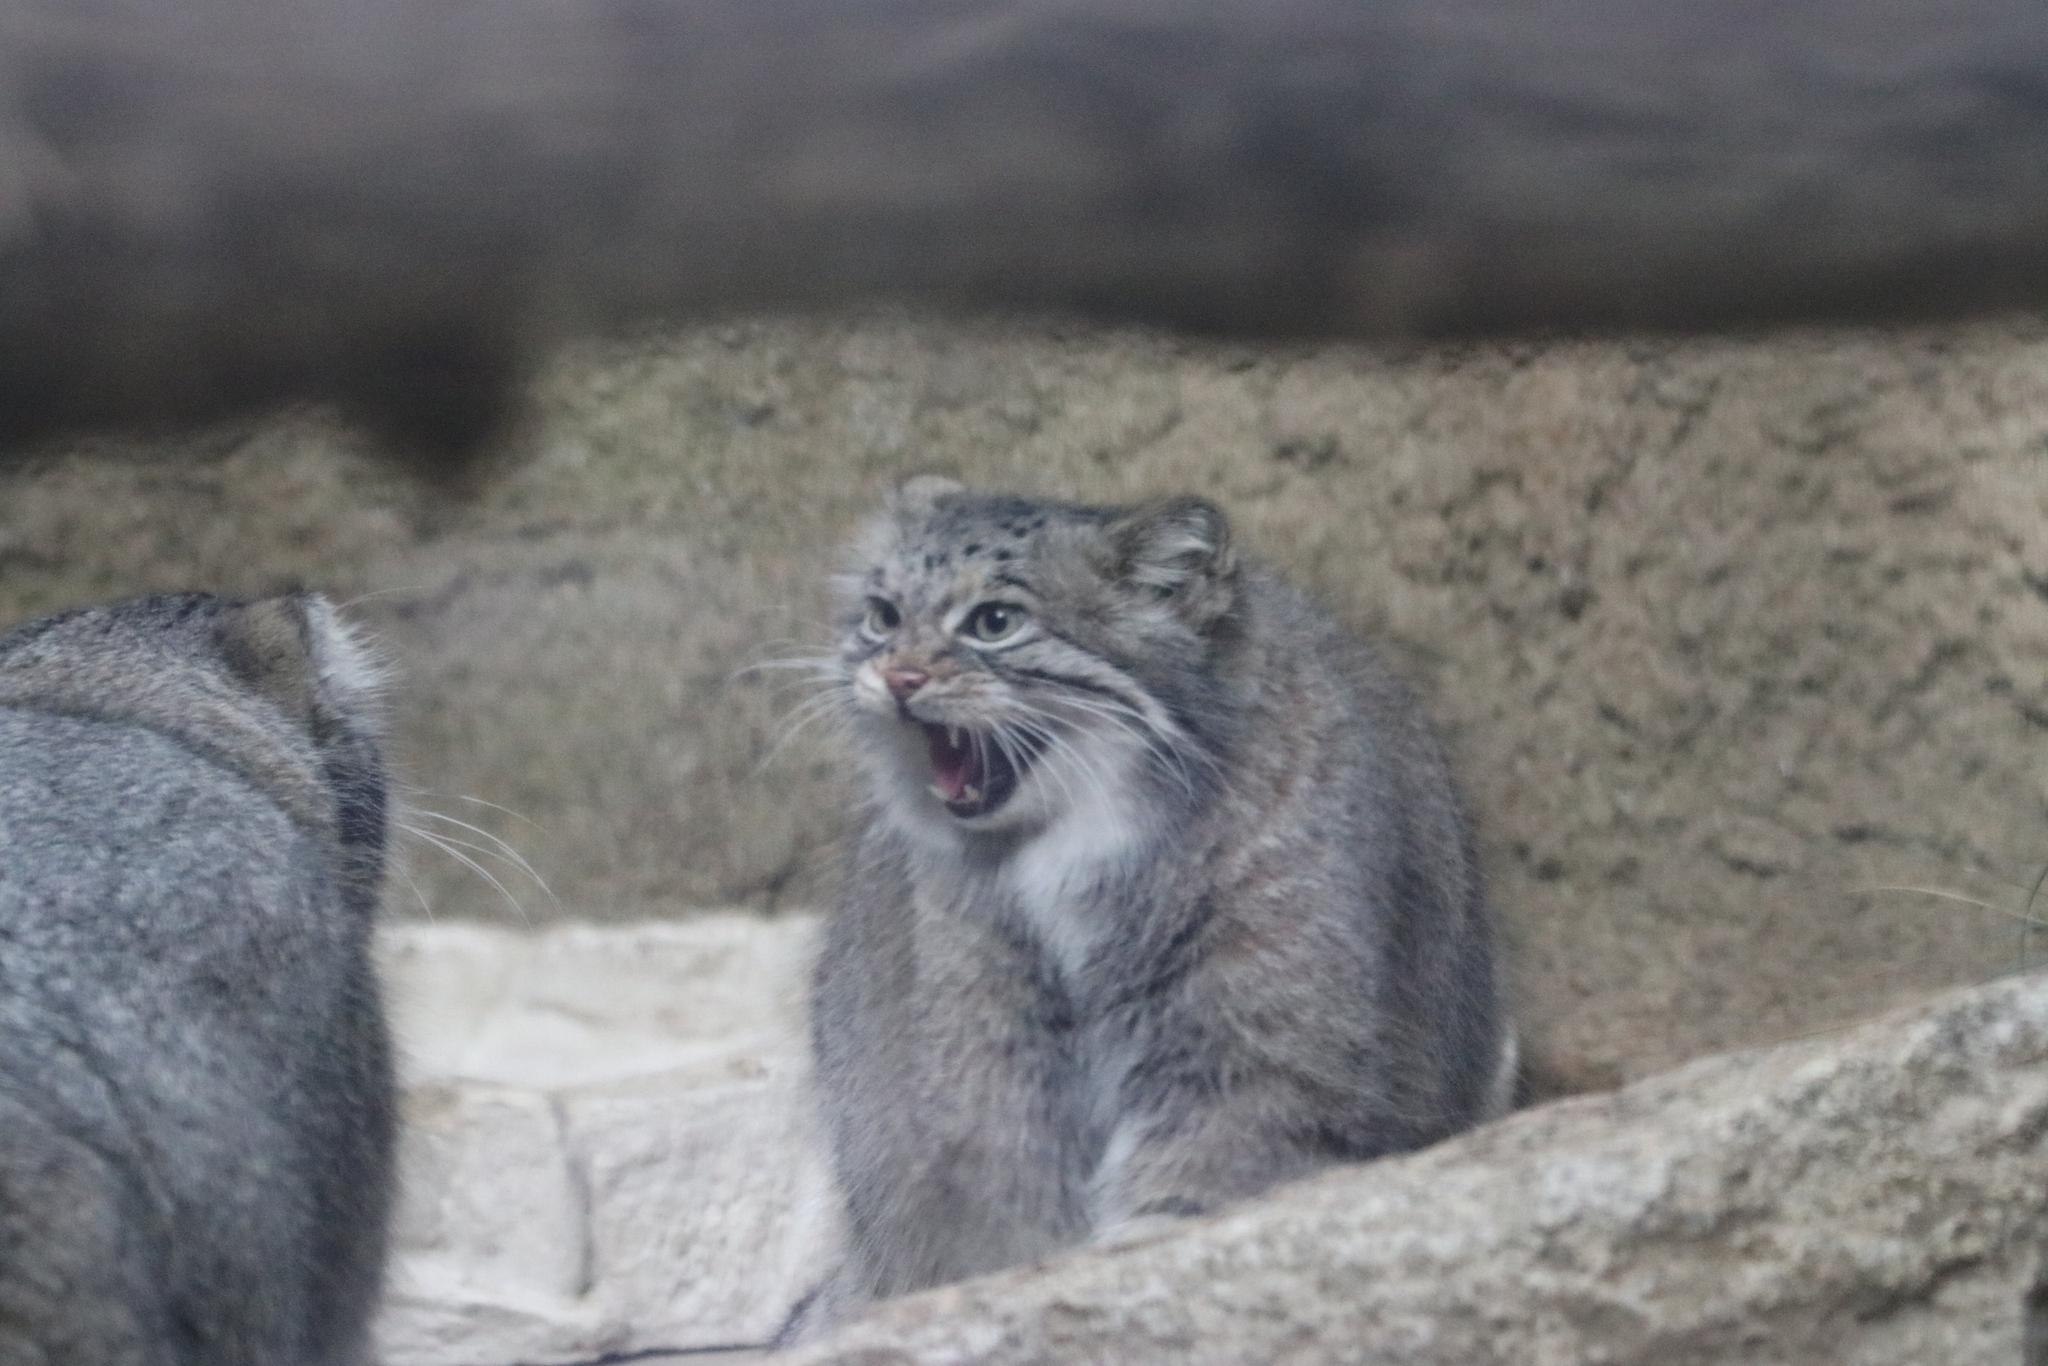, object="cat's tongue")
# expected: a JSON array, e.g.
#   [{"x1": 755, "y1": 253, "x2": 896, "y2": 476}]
[{"x1": 924, "y1": 725, "x2": 981, "y2": 803}]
